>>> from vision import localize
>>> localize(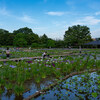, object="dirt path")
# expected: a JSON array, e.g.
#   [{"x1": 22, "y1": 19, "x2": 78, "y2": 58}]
[{"x1": 0, "y1": 53, "x2": 80, "y2": 62}]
